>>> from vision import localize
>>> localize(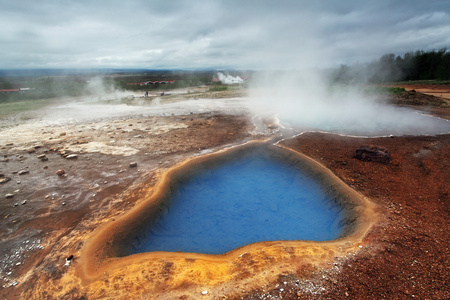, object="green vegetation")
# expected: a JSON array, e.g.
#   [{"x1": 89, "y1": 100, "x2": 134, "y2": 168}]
[
  {"x1": 393, "y1": 79, "x2": 450, "y2": 85},
  {"x1": 365, "y1": 86, "x2": 406, "y2": 95},
  {"x1": 0, "y1": 98, "x2": 55, "y2": 118},
  {"x1": 208, "y1": 85, "x2": 228, "y2": 92},
  {"x1": 332, "y1": 48, "x2": 450, "y2": 83}
]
